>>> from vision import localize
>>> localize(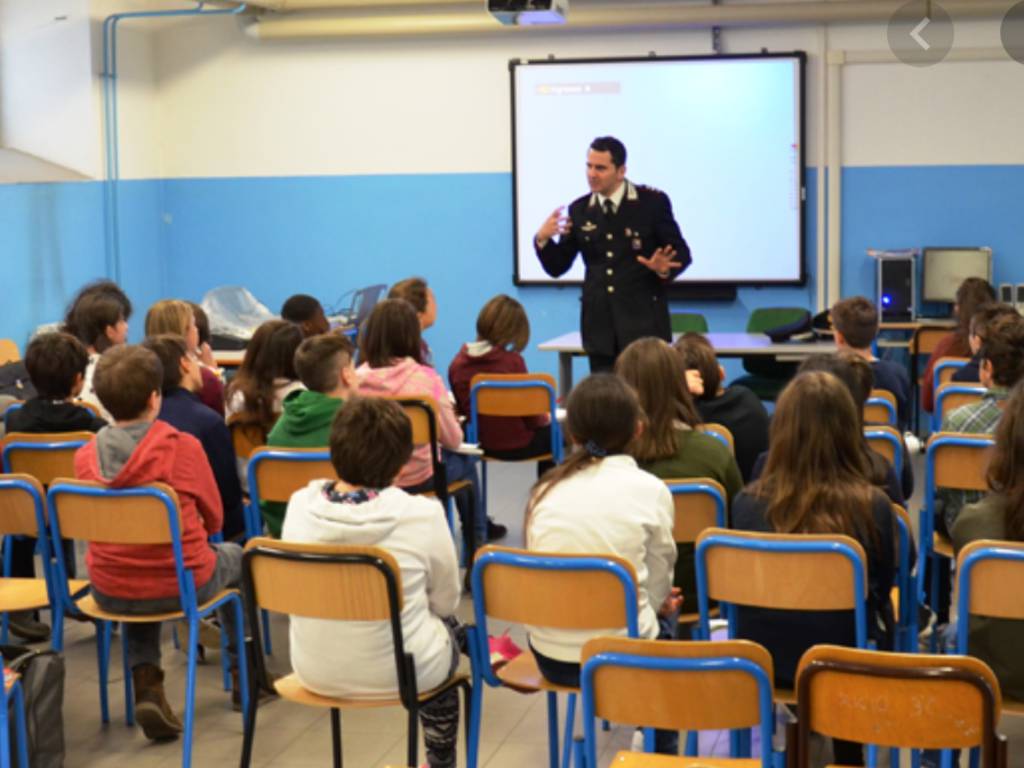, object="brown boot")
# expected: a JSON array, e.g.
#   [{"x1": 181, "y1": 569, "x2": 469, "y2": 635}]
[{"x1": 132, "y1": 664, "x2": 183, "y2": 741}]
